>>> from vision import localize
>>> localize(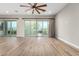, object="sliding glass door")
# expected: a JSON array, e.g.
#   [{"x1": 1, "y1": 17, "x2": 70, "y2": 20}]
[
  {"x1": 6, "y1": 21, "x2": 17, "y2": 36},
  {"x1": 0, "y1": 21, "x2": 5, "y2": 36},
  {"x1": 30, "y1": 21, "x2": 37, "y2": 36},
  {"x1": 37, "y1": 21, "x2": 43, "y2": 36},
  {"x1": 42, "y1": 21, "x2": 49, "y2": 36},
  {"x1": 25, "y1": 19, "x2": 49, "y2": 37},
  {"x1": 37, "y1": 20, "x2": 49, "y2": 36},
  {"x1": 0, "y1": 20, "x2": 17, "y2": 36},
  {"x1": 25, "y1": 21, "x2": 31, "y2": 36}
]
